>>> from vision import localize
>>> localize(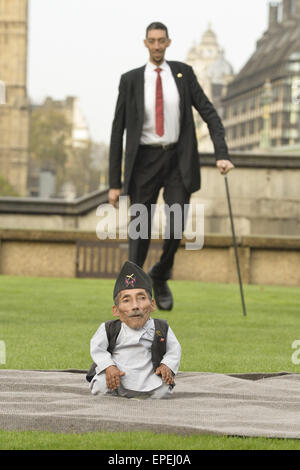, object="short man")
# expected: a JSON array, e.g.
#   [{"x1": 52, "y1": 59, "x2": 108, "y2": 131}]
[
  {"x1": 109, "y1": 22, "x2": 234, "y2": 311},
  {"x1": 87, "y1": 261, "x2": 181, "y2": 399}
]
